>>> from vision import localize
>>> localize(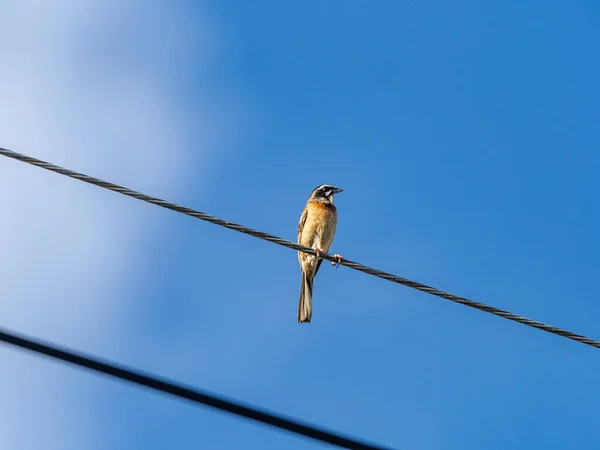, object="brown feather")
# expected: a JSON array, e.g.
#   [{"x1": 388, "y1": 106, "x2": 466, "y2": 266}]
[{"x1": 296, "y1": 197, "x2": 339, "y2": 323}]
